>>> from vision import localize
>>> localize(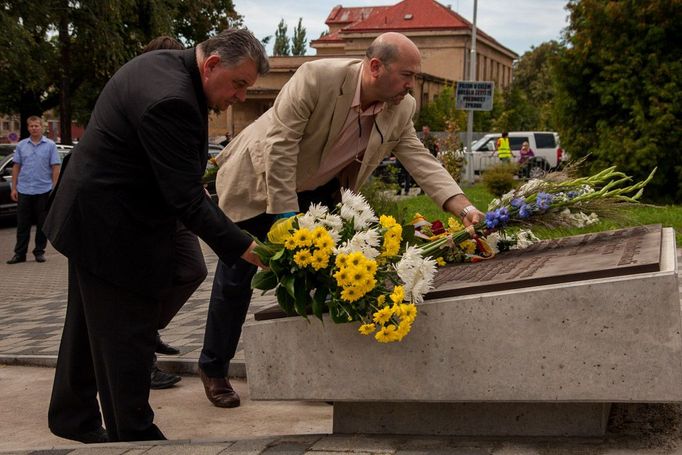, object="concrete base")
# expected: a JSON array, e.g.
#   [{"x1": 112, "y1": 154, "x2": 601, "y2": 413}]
[{"x1": 333, "y1": 402, "x2": 611, "y2": 436}]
